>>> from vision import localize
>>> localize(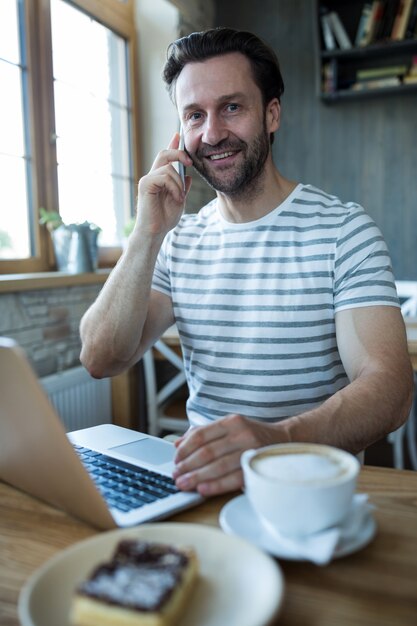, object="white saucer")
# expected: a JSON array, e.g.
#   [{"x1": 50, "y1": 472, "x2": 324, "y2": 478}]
[{"x1": 219, "y1": 494, "x2": 377, "y2": 562}]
